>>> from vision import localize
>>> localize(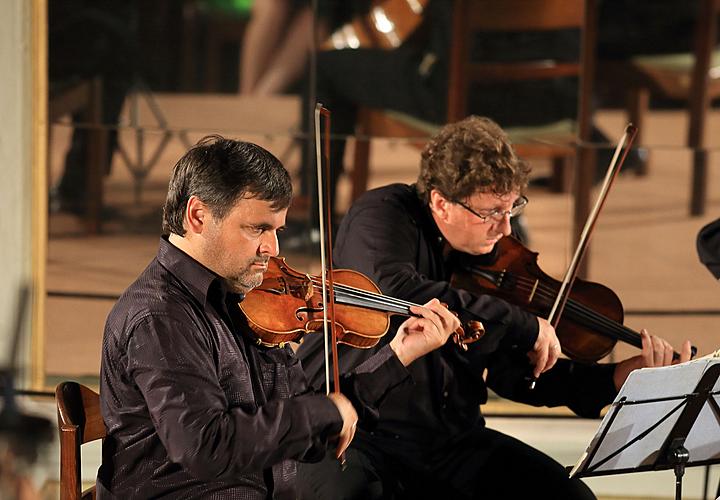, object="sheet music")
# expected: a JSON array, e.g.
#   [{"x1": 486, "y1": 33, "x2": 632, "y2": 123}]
[{"x1": 570, "y1": 357, "x2": 720, "y2": 478}]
